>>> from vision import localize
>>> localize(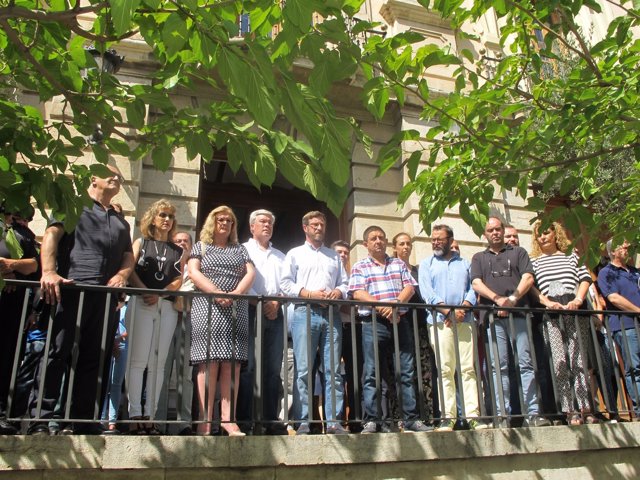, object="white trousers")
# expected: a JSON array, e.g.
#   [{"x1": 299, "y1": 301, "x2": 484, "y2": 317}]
[{"x1": 127, "y1": 297, "x2": 178, "y2": 418}]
